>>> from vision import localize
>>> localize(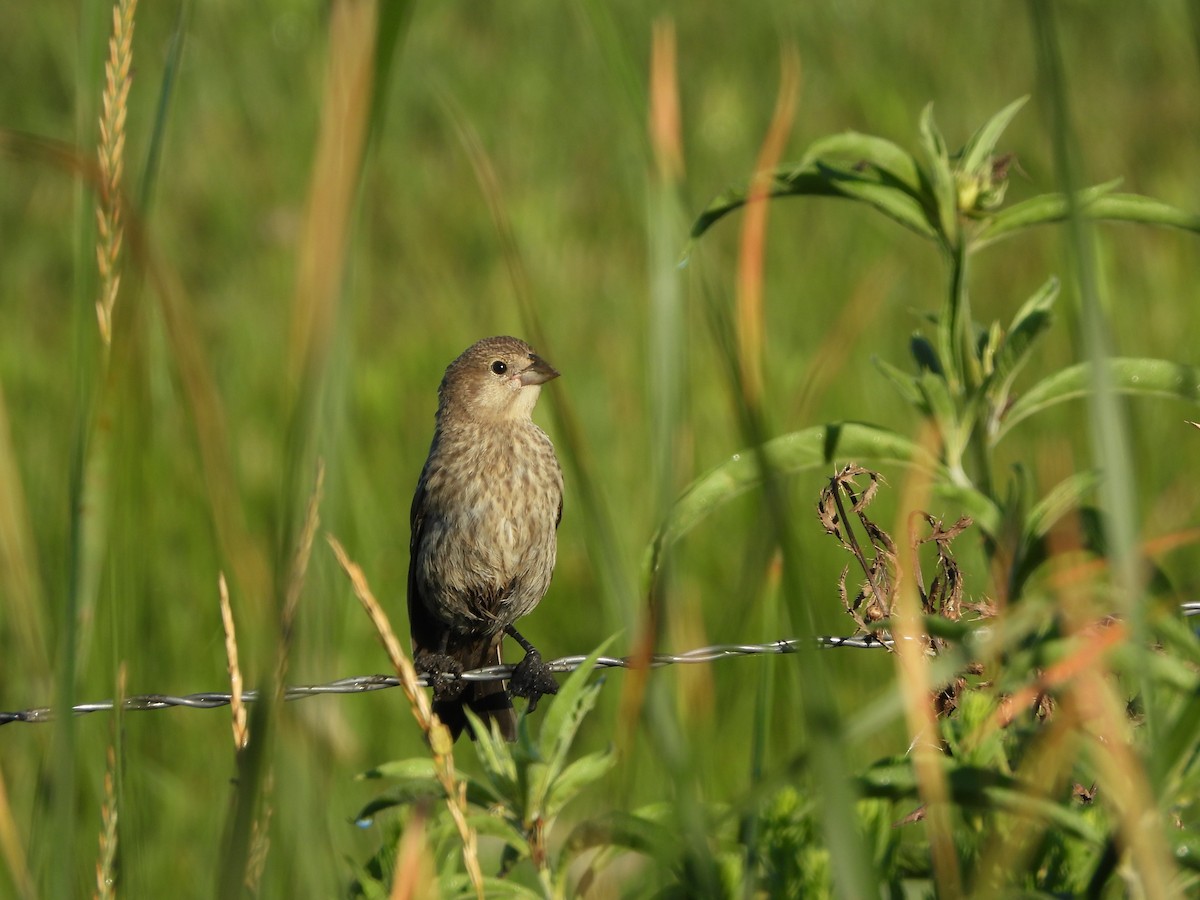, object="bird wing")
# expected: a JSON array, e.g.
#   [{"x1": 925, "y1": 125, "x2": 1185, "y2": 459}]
[{"x1": 407, "y1": 477, "x2": 439, "y2": 658}]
